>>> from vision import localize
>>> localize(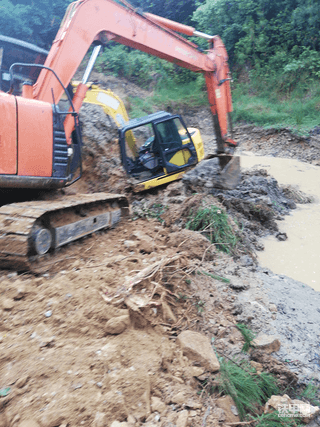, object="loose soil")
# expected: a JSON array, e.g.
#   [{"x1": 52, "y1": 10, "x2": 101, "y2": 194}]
[{"x1": 1, "y1": 79, "x2": 320, "y2": 426}]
